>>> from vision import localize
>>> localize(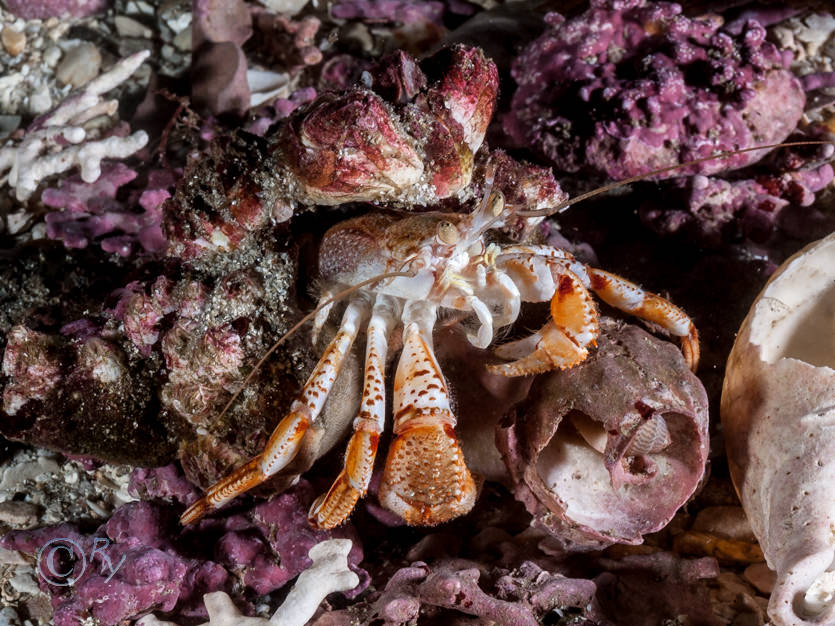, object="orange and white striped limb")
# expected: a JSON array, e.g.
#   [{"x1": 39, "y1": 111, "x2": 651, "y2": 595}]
[
  {"x1": 180, "y1": 300, "x2": 366, "y2": 525},
  {"x1": 309, "y1": 295, "x2": 398, "y2": 529},
  {"x1": 378, "y1": 301, "x2": 476, "y2": 525},
  {"x1": 488, "y1": 269, "x2": 599, "y2": 376},
  {"x1": 586, "y1": 268, "x2": 699, "y2": 371}
]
